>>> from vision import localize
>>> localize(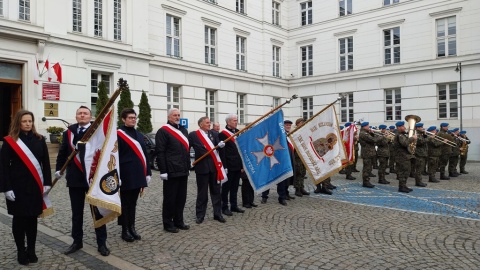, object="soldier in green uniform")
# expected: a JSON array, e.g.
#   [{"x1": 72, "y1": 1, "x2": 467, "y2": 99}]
[
  {"x1": 436, "y1": 123, "x2": 453, "y2": 180},
  {"x1": 388, "y1": 125, "x2": 397, "y2": 173},
  {"x1": 448, "y1": 128, "x2": 461, "y2": 177},
  {"x1": 413, "y1": 123, "x2": 427, "y2": 187},
  {"x1": 426, "y1": 126, "x2": 442, "y2": 183},
  {"x1": 394, "y1": 121, "x2": 416, "y2": 193},
  {"x1": 293, "y1": 118, "x2": 309, "y2": 197},
  {"x1": 358, "y1": 122, "x2": 379, "y2": 188},
  {"x1": 376, "y1": 124, "x2": 390, "y2": 184},
  {"x1": 458, "y1": 131, "x2": 470, "y2": 174}
]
